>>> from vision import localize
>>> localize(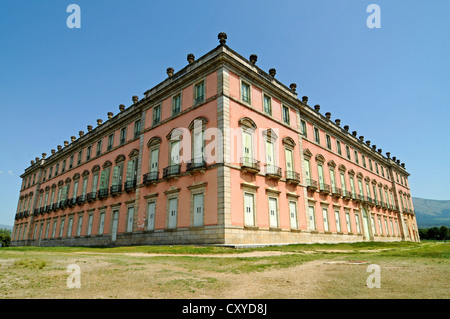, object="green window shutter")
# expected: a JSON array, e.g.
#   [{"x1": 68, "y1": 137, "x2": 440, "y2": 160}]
[
  {"x1": 112, "y1": 166, "x2": 119, "y2": 186},
  {"x1": 126, "y1": 161, "x2": 134, "y2": 182},
  {"x1": 99, "y1": 171, "x2": 106, "y2": 190}
]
